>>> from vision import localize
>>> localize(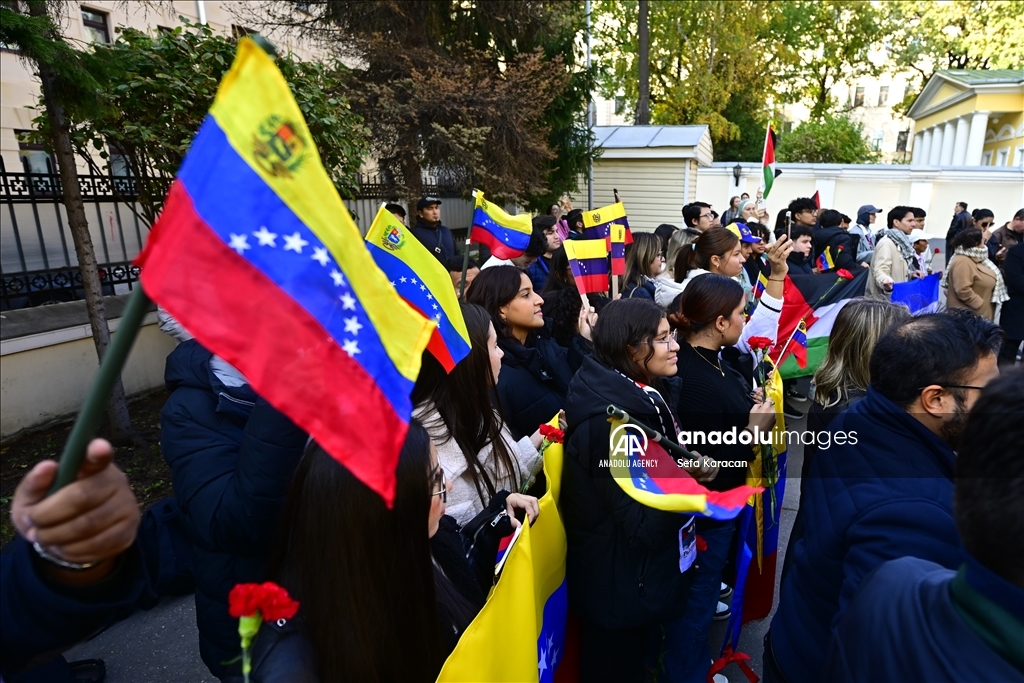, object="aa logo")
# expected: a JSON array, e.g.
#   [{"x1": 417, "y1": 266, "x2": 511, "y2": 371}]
[{"x1": 609, "y1": 423, "x2": 648, "y2": 459}]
